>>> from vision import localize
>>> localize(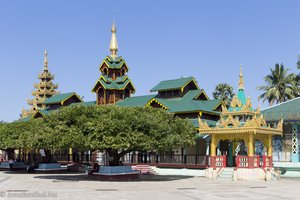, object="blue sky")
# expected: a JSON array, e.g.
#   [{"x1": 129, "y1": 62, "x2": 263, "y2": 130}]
[{"x1": 0, "y1": 1, "x2": 300, "y2": 122}]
